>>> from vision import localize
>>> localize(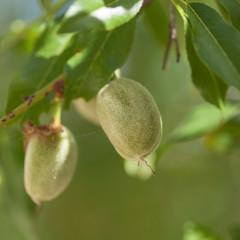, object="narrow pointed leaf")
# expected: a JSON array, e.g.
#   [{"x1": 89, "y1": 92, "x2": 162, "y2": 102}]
[
  {"x1": 169, "y1": 103, "x2": 239, "y2": 143},
  {"x1": 186, "y1": 25, "x2": 228, "y2": 108},
  {"x1": 187, "y1": 3, "x2": 240, "y2": 90}
]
